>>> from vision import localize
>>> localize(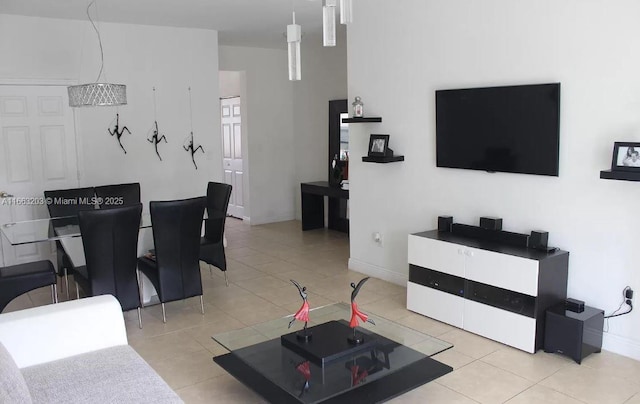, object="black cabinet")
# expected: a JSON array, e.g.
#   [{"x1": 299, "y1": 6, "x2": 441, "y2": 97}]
[
  {"x1": 301, "y1": 182, "x2": 348, "y2": 233},
  {"x1": 544, "y1": 304, "x2": 604, "y2": 364}
]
